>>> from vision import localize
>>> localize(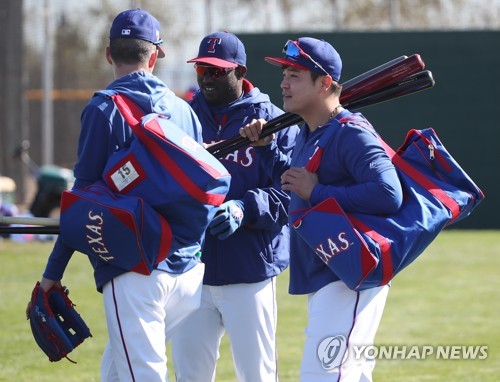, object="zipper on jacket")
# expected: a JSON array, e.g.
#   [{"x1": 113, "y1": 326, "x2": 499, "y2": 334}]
[
  {"x1": 213, "y1": 114, "x2": 227, "y2": 142},
  {"x1": 217, "y1": 124, "x2": 222, "y2": 141}
]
